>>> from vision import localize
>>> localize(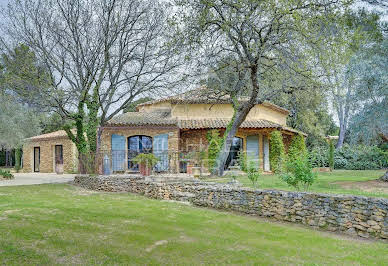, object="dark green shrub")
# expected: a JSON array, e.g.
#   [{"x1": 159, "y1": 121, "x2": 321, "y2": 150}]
[
  {"x1": 309, "y1": 145, "x2": 328, "y2": 168},
  {"x1": 280, "y1": 156, "x2": 317, "y2": 191},
  {"x1": 334, "y1": 144, "x2": 388, "y2": 170},
  {"x1": 15, "y1": 148, "x2": 22, "y2": 173},
  {"x1": 206, "y1": 129, "x2": 222, "y2": 171},
  {"x1": 132, "y1": 153, "x2": 159, "y2": 167},
  {"x1": 237, "y1": 151, "x2": 247, "y2": 172},
  {"x1": 0, "y1": 169, "x2": 14, "y2": 179},
  {"x1": 269, "y1": 131, "x2": 285, "y2": 173},
  {"x1": 288, "y1": 134, "x2": 307, "y2": 161},
  {"x1": 328, "y1": 140, "x2": 335, "y2": 171},
  {"x1": 247, "y1": 160, "x2": 260, "y2": 187}
]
